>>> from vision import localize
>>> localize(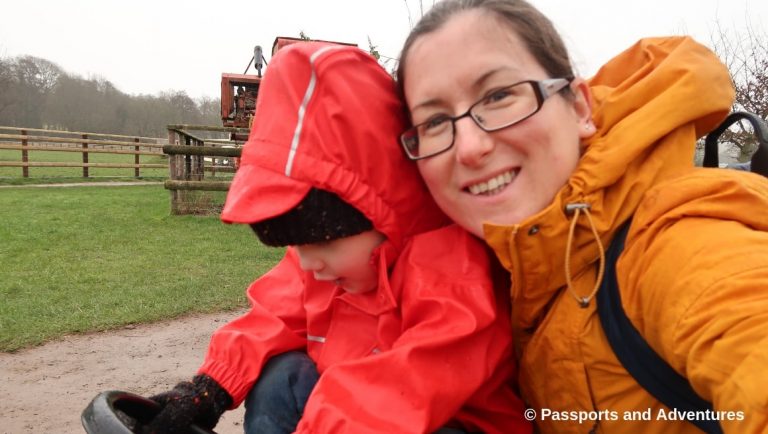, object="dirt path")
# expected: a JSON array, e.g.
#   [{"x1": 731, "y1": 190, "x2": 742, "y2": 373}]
[{"x1": 0, "y1": 310, "x2": 248, "y2": 434}]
